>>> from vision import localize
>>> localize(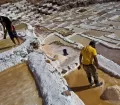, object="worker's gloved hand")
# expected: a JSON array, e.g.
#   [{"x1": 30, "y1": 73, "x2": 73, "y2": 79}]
[{"x1": 78, "y1": 65, "x2": 81, "y2": 70}]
